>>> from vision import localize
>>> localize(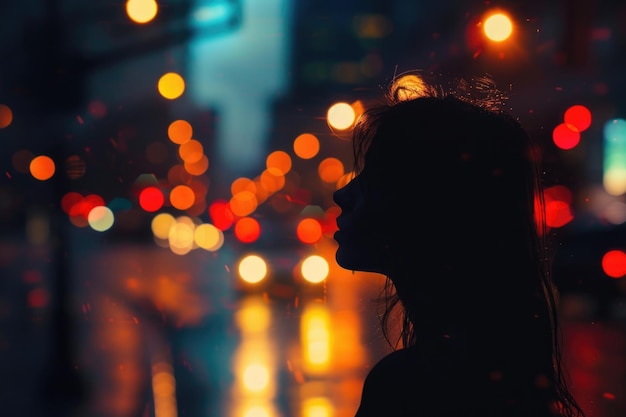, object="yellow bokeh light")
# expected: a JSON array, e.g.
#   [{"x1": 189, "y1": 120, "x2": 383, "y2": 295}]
[
  {"x1": 243, "y1": 364, "x2": 270, "y2": 392},
  {"x1": 243, "y1": 405, "x2": 272, "y2": 417},
  {"x1": 158, "y1": 72, "x2": 185, "y2": 100},
  {"x1": 194, "y1": 223, "x2": 223, "y2": 251},
  {"x1": 29, "y1": 155, "x2": 55, "y2": 180},
  {"x1": 301, "y1": 304, "x2": 331, "y2": 371},
  {"x1": 327, "y1": 102, "x2": 355, "y2": 130},
  {"x1": 301, "y1": 255, "x2": 329, "y2": 284},
  {"x1": 238, "y1": 254, "x2": 267, "y2": 284},
  {"x1": 126, "y1": 0, "x2": 158, "y2": 24},
  {"x1": 87, "y1": 206, "x2": 115, "y2": 232},
  {"x1": 151, "y1": 212, "x2": 176, "y2": 240},
  {"x1": 168, "y1": 219, "x2": 195, "y2": 255},
  {"x1": 303, "y1": 397, "x2": 333, "y2": 417},
  {"x1": 483, "y1": 12, "x2": 513, "y2": 42},
  {"x1": 235, "y1": 296, "x2": 271, "y2": 333}
]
